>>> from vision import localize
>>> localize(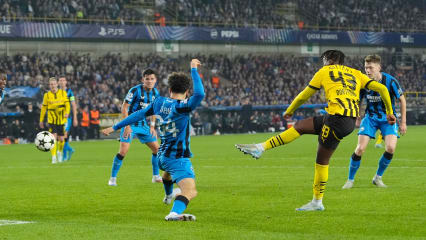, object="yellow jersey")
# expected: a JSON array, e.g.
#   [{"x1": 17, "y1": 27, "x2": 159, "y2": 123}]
[
  {"x1": 40, "y1": 89, "x2": 70, "y2": 125},
  {"x1": 308, "y1": 65, "x2": 372, "y2": 117}
]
